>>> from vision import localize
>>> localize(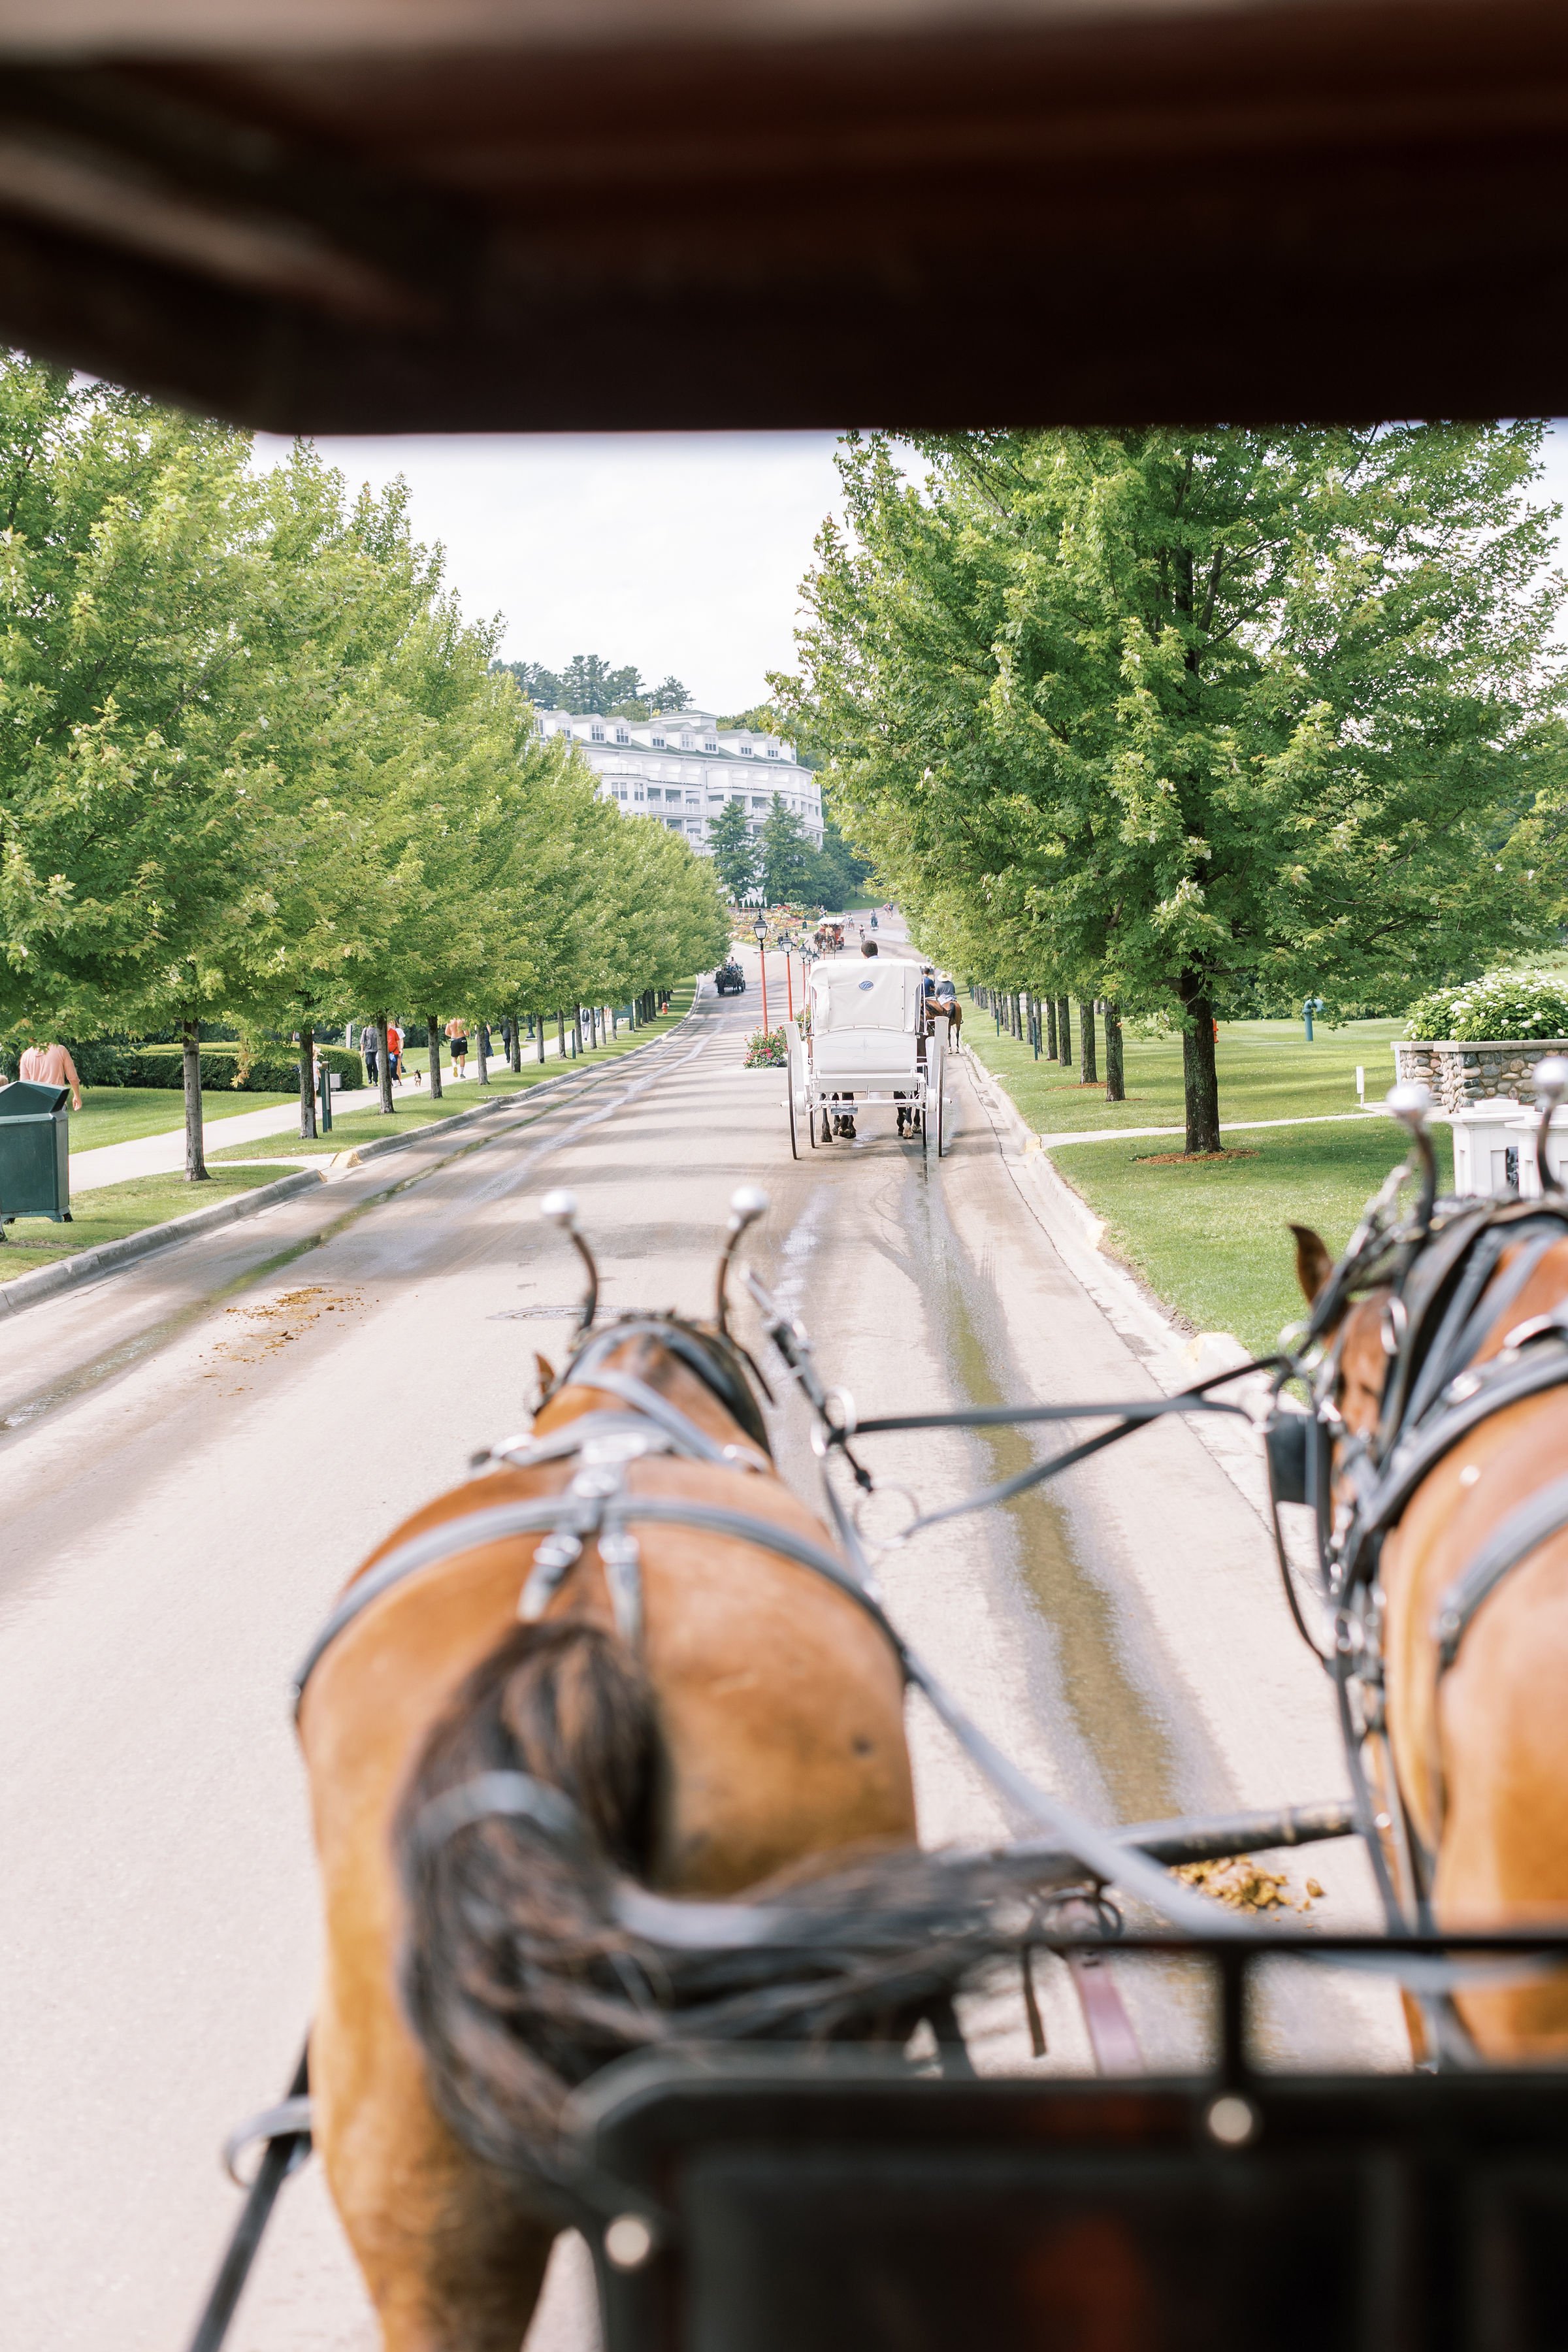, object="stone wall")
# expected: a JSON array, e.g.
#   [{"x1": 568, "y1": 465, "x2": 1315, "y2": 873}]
[{"x1": 1392, "y1": 1037, "x2": 1568, "y2": 1112}]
